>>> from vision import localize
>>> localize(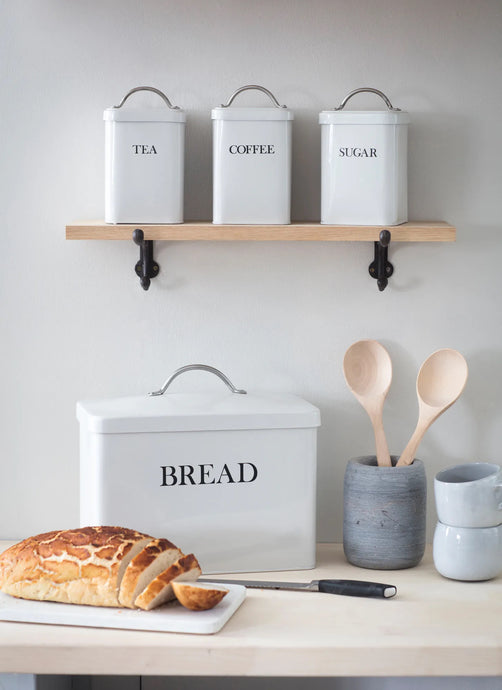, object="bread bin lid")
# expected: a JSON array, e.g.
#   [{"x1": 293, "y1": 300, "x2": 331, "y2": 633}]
[
  {"x1": 319, "y1": 87, "x2": 409, "y2": 125},
  {"x1": 103, "y1": 86, "x2": 186, "y2": 123},
  {"x1": 77, "y1": 365, "x2": 320, "y2": 434},
  {"x1": 212, "y1": 84, "x2": 293, "y2": 122}
]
